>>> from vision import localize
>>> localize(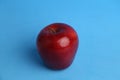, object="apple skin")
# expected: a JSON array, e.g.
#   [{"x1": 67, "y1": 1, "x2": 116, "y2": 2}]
[{"x1": 36, "y1": 23, "x2": 79, "y2": 70}]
